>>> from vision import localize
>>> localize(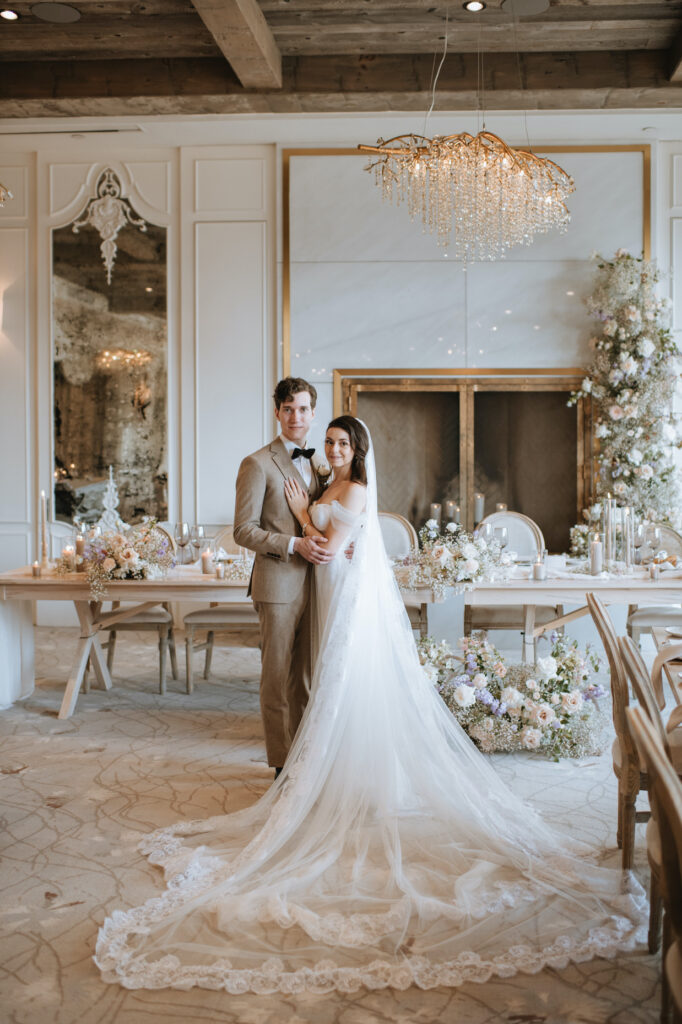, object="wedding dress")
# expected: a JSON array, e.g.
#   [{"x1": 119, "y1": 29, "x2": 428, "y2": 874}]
[{"x1": 95, "y1": 429, "x2": 646, "y2": 993}]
